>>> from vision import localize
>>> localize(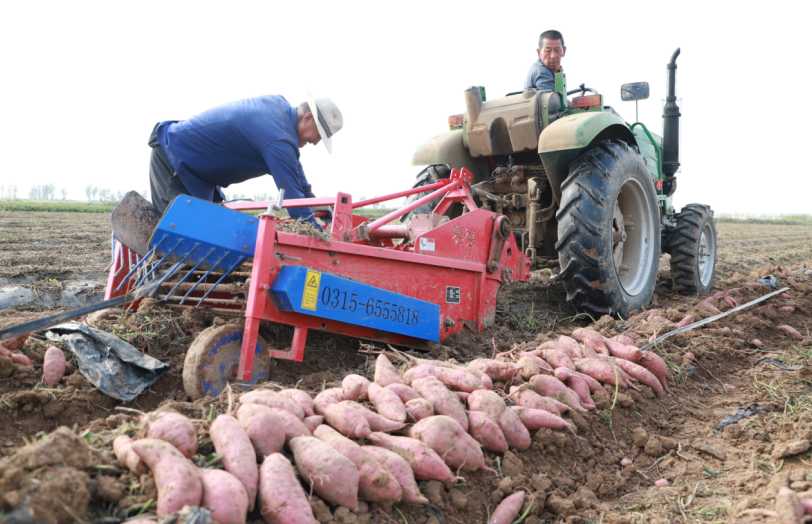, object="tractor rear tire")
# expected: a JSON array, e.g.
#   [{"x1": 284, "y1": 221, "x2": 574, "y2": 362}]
[
  {"x1": 667, "y1": 204, "x2": 717, "y2": 294},
  {"x1": 556, "y1": 140, "x2": 661, "y2": 318}
]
